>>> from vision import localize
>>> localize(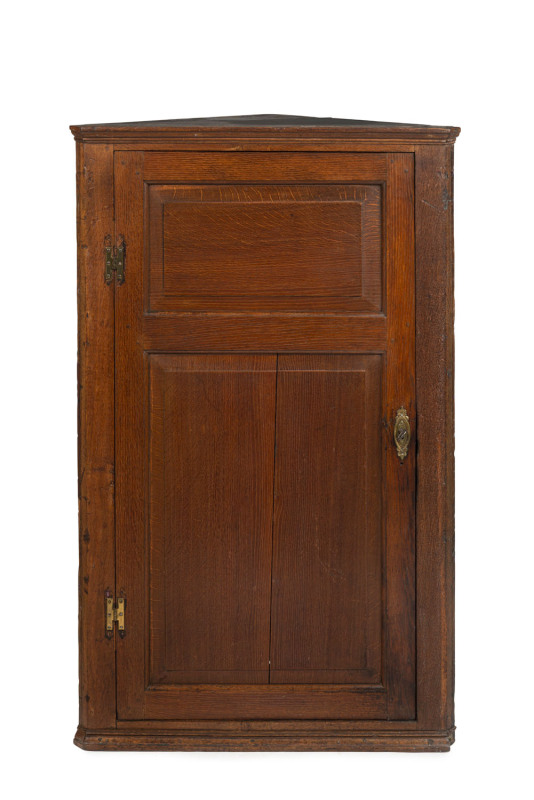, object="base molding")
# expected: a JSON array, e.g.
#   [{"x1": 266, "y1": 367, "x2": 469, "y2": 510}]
[{"x1": 74, "y1": 724, "x2": 455, "y2": 752}]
